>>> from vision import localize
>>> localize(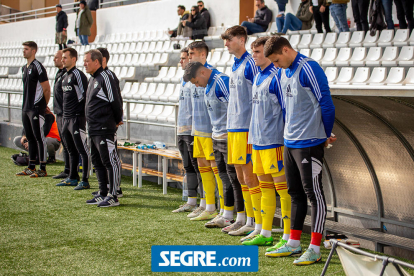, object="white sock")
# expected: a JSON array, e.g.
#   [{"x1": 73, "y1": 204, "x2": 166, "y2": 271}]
[
  {"x1": 220, "y1": 208, "x2": 224, "y2": 215},
  {"x1": 254, "y1": 223, "x2": 262, "y2": 231},
  {"x1": 199, "y1": 199, "x2": 206, "y2": 209},
  {"x1": 206, "y1": 204, "x2": 215, "y2": 212},
  {"x1": 236, "y1": 212, "x2": 246, "y2": 224},
  {"x1": 287, "y1": 239, "x2": 300, "y2": 248},
  {"x1": 282, "y1": 234, "x2": 290, "y2": 241},
  {"x1": 246, "y1": 217, "x2": 254, "y2": 226},
  {"x1": 187, "y1": 197, "x2": 197, "y2": 205},
  {"x1": 309, "y1": 244, "x2": 320, "y2": 254},
  {"x1": 223, "y1": 210, "x2": 233, "y2": 220},
  {"x1": 261, "y1": 229, "x2": 272, "y2": 238}
]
